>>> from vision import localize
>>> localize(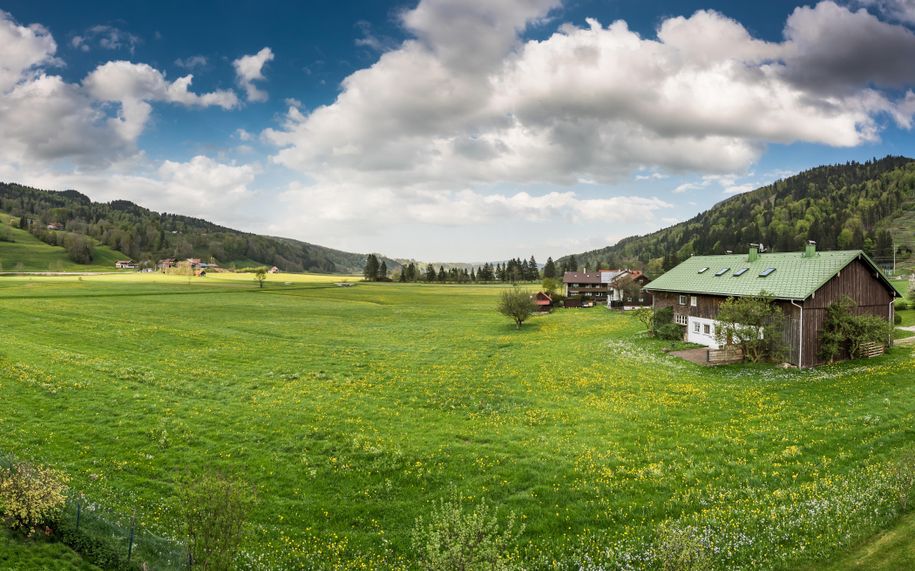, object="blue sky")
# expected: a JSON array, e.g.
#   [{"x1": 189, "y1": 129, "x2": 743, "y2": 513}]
[{"x1": 1, "y1": 0, "x2": 915, "y2": 262}]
